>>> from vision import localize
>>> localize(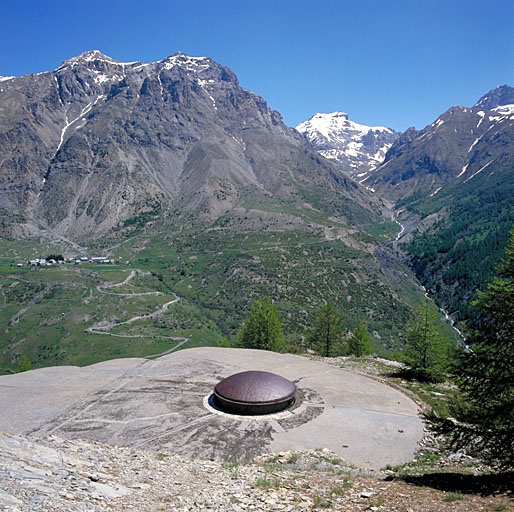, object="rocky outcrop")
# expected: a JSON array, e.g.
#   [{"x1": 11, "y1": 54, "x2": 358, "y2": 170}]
[{"x1": 474, "y1": 84, "x2": 514, "y2": 110}]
